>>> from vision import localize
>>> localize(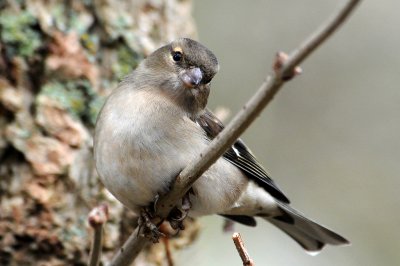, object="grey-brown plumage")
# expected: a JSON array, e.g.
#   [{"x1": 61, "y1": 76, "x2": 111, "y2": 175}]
[
  {"x1": 196, "y1": 109, "x2": 349, "y2": 253},
  {"x1": 94, "y1": 38, "x2": 349, "y2": 254}
]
